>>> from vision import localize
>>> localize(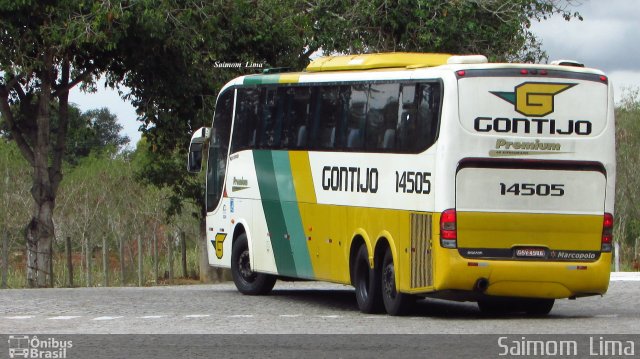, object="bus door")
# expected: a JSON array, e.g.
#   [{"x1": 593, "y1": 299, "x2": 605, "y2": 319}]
[{"x1": 206, "y1": 90, "x2": 234, "y2": 267}]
